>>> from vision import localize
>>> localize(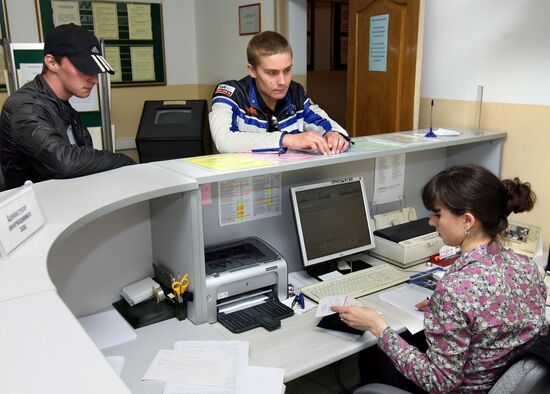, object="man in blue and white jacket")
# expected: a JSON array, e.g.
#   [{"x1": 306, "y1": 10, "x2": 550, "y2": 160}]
[{"x1": 209, "y1": 31, "x2": 350, "y2": 155}]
